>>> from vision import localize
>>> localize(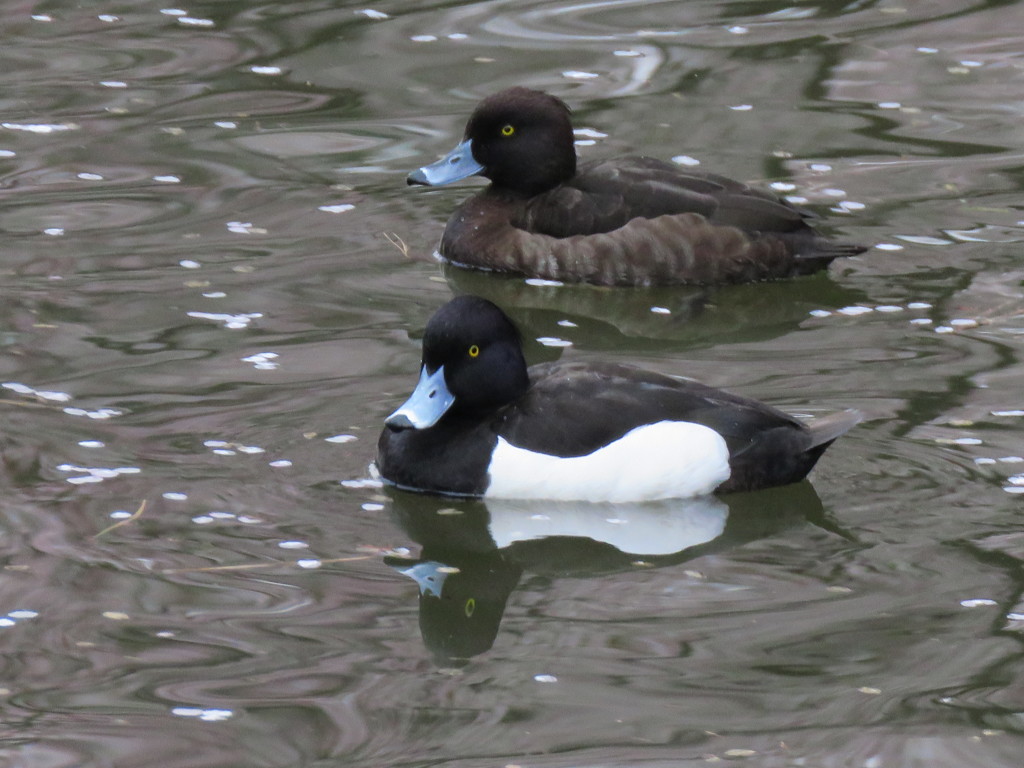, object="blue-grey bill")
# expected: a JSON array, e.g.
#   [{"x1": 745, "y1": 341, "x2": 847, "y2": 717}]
[
  {"x1": 385, "y1": 365, "x2": 455, "y2": 429},
  {"x1": 407, "y1": 139, "x2": 484, "y2": 186}
]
